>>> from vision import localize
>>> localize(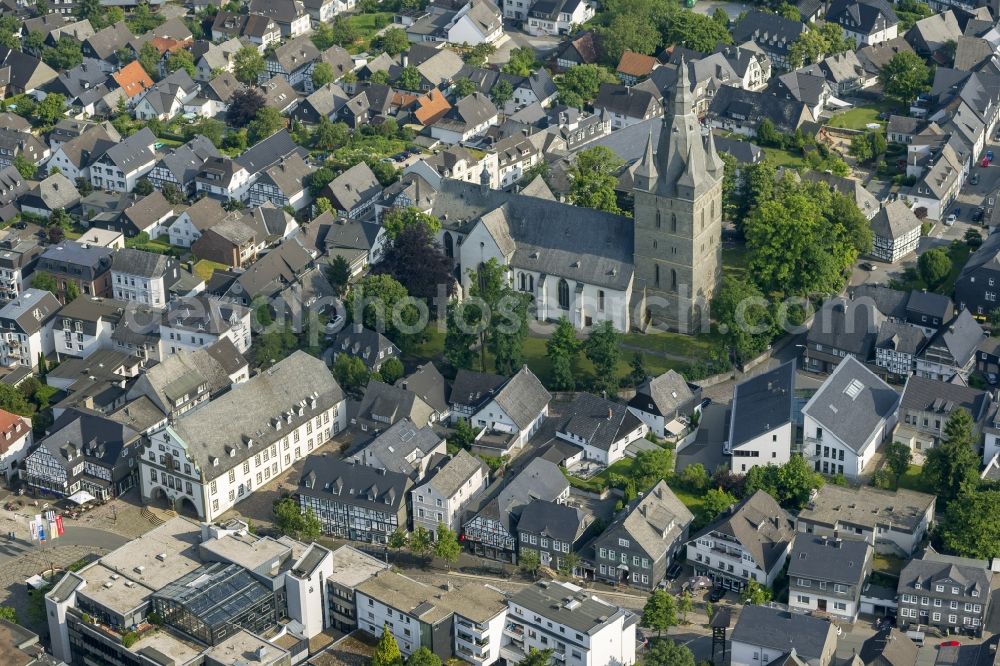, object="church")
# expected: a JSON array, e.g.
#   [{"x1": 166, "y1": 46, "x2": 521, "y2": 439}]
[{"x1": 421, "y1": 61, "x2": 725, "y2": 335}]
